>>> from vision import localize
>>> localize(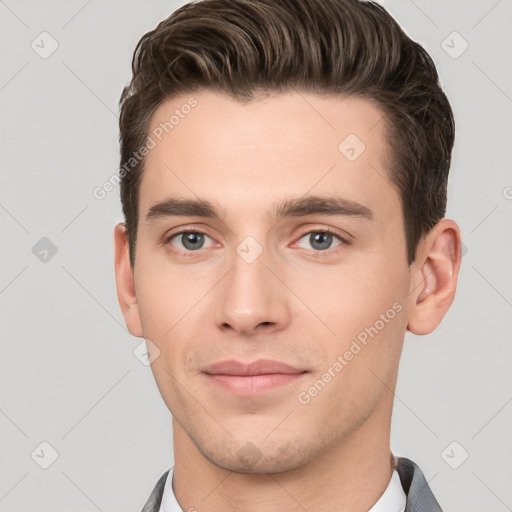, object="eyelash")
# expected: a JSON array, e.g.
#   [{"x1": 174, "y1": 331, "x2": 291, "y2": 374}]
[{"x1": 164, "y1": 227, "x2": 349, "y2": 256}]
